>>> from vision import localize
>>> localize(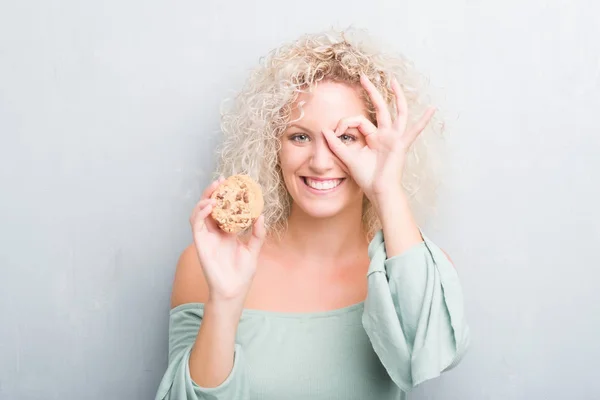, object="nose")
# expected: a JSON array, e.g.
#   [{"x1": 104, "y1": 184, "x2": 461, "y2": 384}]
[{"x1": 309, "y1": 136, "x2": 335, "y2": 173}]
